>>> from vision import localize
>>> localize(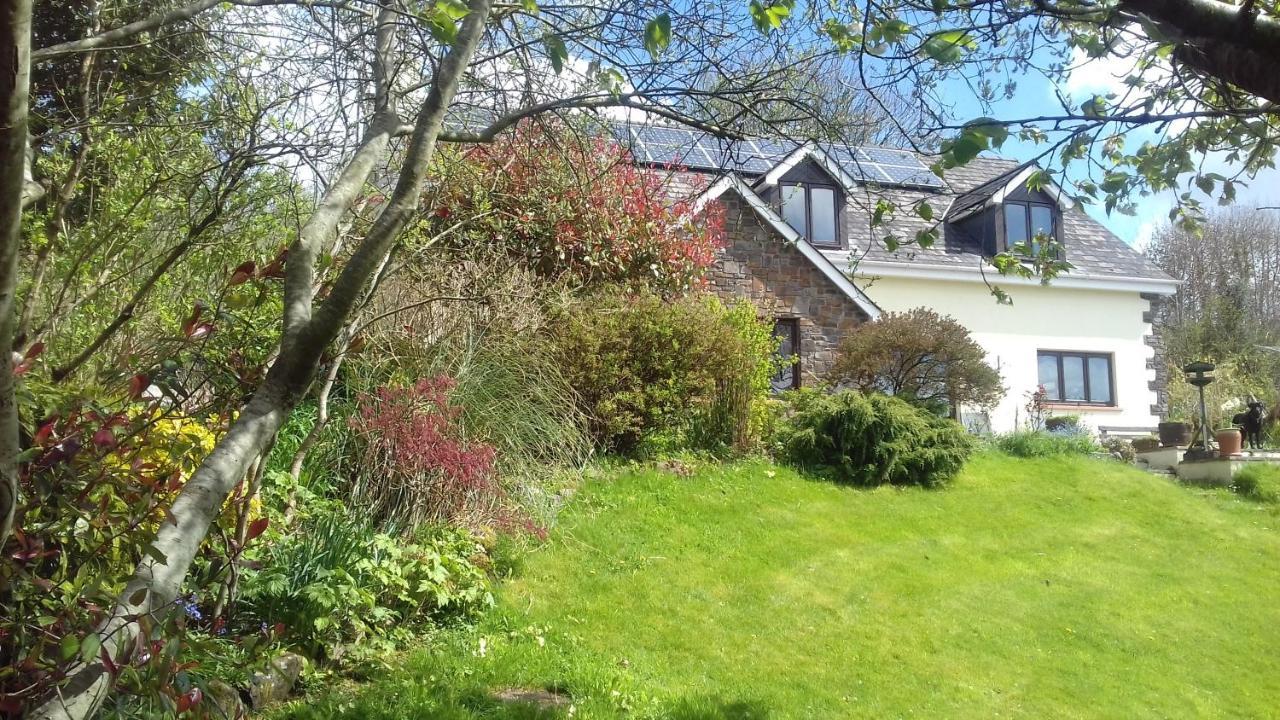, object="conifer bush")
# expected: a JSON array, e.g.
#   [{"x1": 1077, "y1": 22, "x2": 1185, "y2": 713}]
[{"x1": 776, "y1": 390, "x2": 974, "y2": 487}]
